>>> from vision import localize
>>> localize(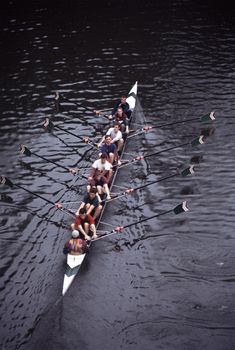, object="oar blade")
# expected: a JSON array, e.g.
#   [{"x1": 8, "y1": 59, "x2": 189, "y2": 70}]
[
  {"x1": 200, "y1": 111, "x2": 215, "y2": 122},
  {"x1": 180, "y1": 165, "x2": 195, "y2": 177},
  {"x1": 0, "y1": 193, "x2": 14, "y2": 203},
  {"x1": 43, "y1": 118, "x2": 54, "y2": 132},
  {"x1": 0, "y1": 175, "x2": 14, "y2": 188},
  {"x1": 55, "y1": 91, "x2": 60, "y2": 101},
  {"x1": 20, "y1": 144, "x2": 32, "y2": 156},
  {"x1": 173, "y1": 201, "x2": 189, "y2": 215},
  {"x1": 191, "y1": 135, "x2": 204, "y2": 147}
]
